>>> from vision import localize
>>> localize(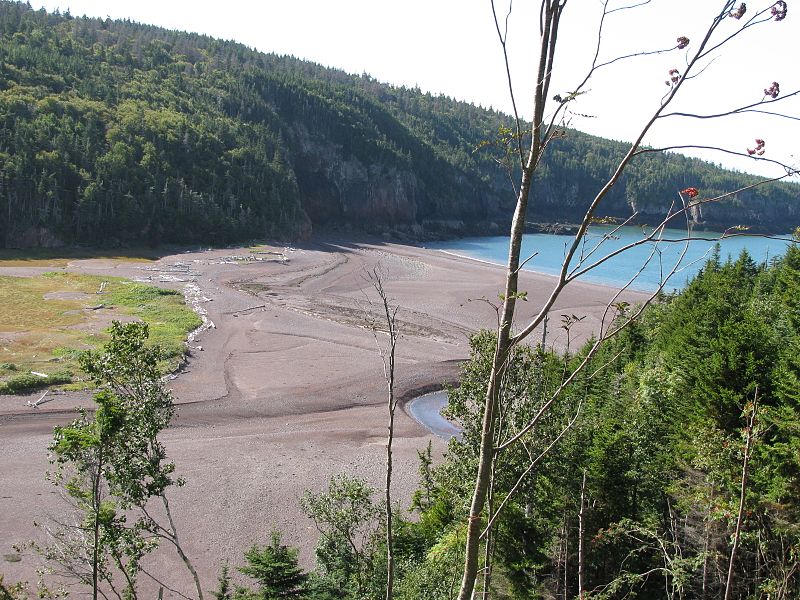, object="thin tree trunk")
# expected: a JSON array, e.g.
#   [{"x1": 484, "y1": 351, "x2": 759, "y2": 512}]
[
  {"x1": 724, "y1": 393, "x2": 758, "y2": 600},
  {"x1": 92, "y1": 454, "x2": 103, "y2": 600},
  {"x1": 458, "y1": 134, "x2": 544, "y2": 598},
  {"x1": 385, "y1": 393, "x2": 395, "y2": 600},
  {"x1": 366, "y1": 271, "x2": 398, "y2": 600},
  {"x1": 578, "y1": 469, "x2": 587, "y2": 600},
  {"x1": 457, "y1": 2, "x2": 560, "y2": 594},
  {"x1": 381, "y1": 287, "x2": 398, "y2": 600},
  {"x1": 564, "y1": 516, "x2": 569, "y2": 600},
  {"x1": 702, "y1": 486, "x2": 713, "y2": 600},
  {"x1": 481, "y1": 458, "x2": 498, "y2": 599},
  {"x1": 161, "y1": 495, "x2": 204, "y2": 600},
  {"x1": 114, "y1": 551, "x2": 137, "y2": 600}
]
